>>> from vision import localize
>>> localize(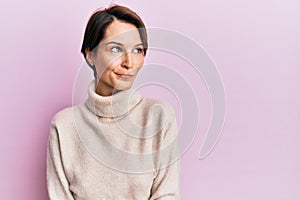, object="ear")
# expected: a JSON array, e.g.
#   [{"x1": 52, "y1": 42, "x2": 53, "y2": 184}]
[{"x1": 85, "y1": 48, "x2": 95, "y2": 67}]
